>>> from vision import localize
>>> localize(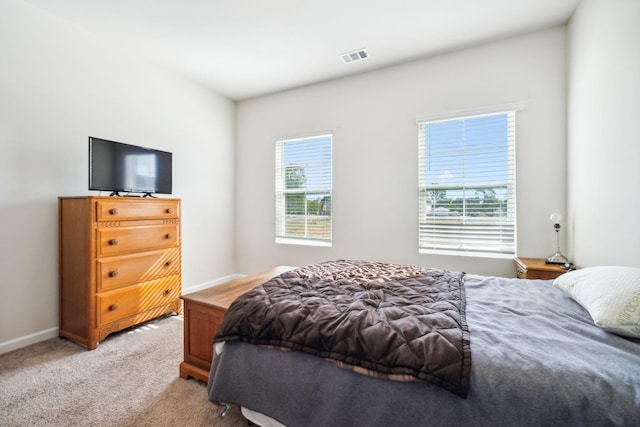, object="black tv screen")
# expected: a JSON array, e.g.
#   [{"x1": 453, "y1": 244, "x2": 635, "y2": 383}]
[{"x1": 89, "y1": 137, "x2": 172, "y2": 196}]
